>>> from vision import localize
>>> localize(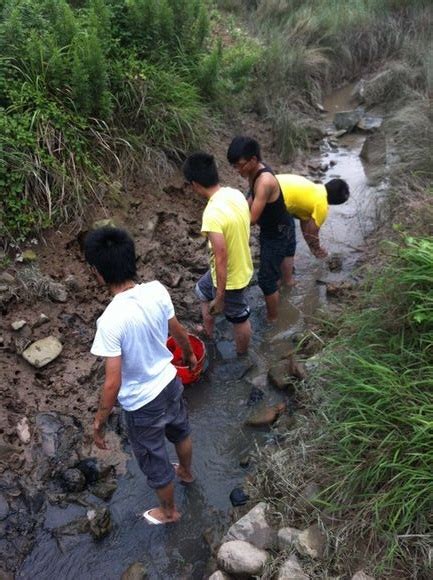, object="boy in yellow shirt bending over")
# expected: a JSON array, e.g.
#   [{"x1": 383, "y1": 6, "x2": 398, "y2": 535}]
[{"x1": 277, "y1": 174, "x2": 350, "y2": 260}]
